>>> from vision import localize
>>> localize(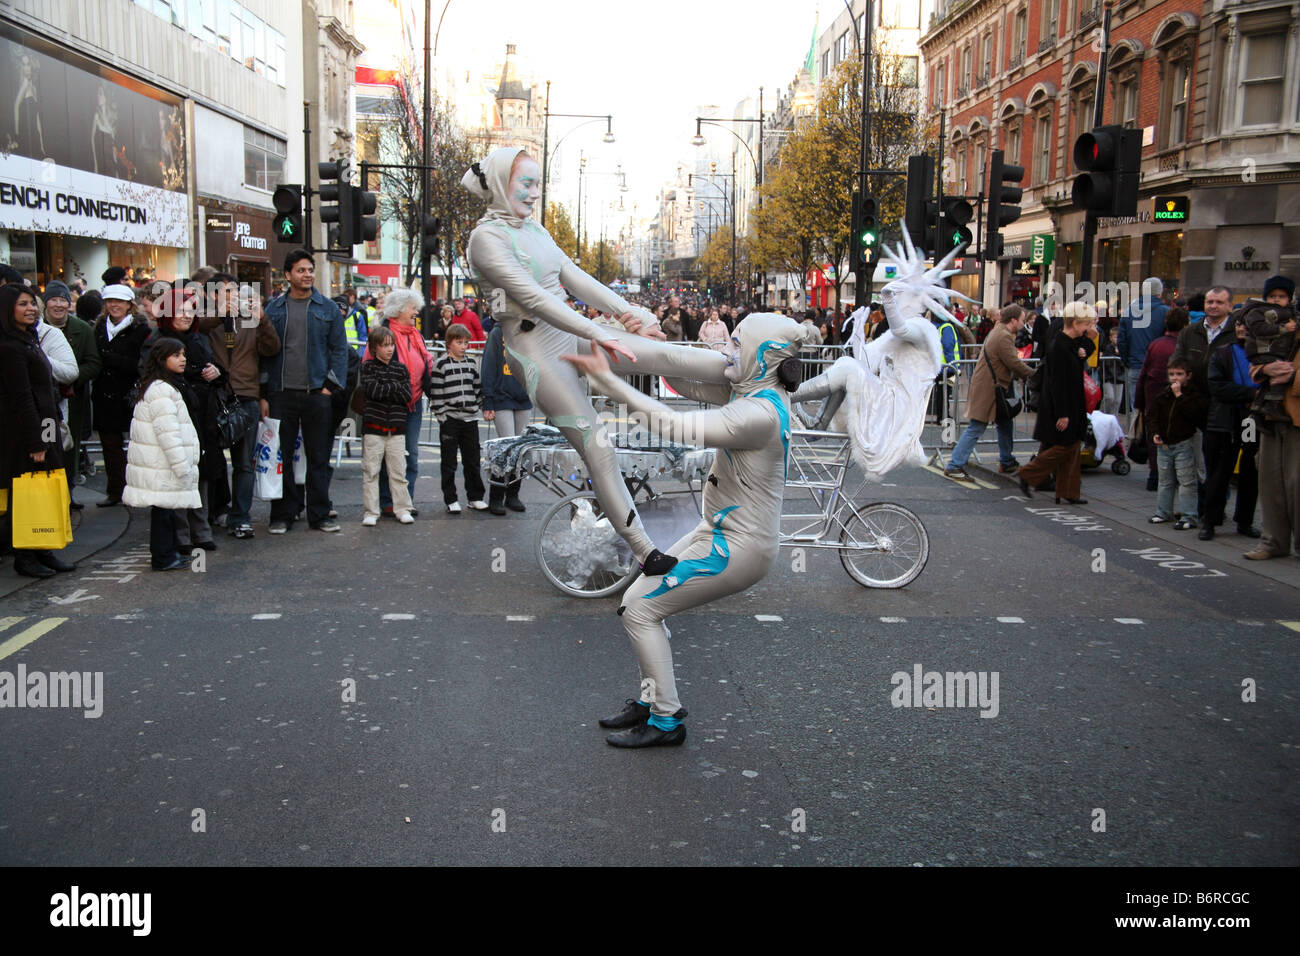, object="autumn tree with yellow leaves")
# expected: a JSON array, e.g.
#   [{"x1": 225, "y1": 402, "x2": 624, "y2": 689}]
[{"x1": 750, "y1": 35, "x2": 925, "y2": 307}]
